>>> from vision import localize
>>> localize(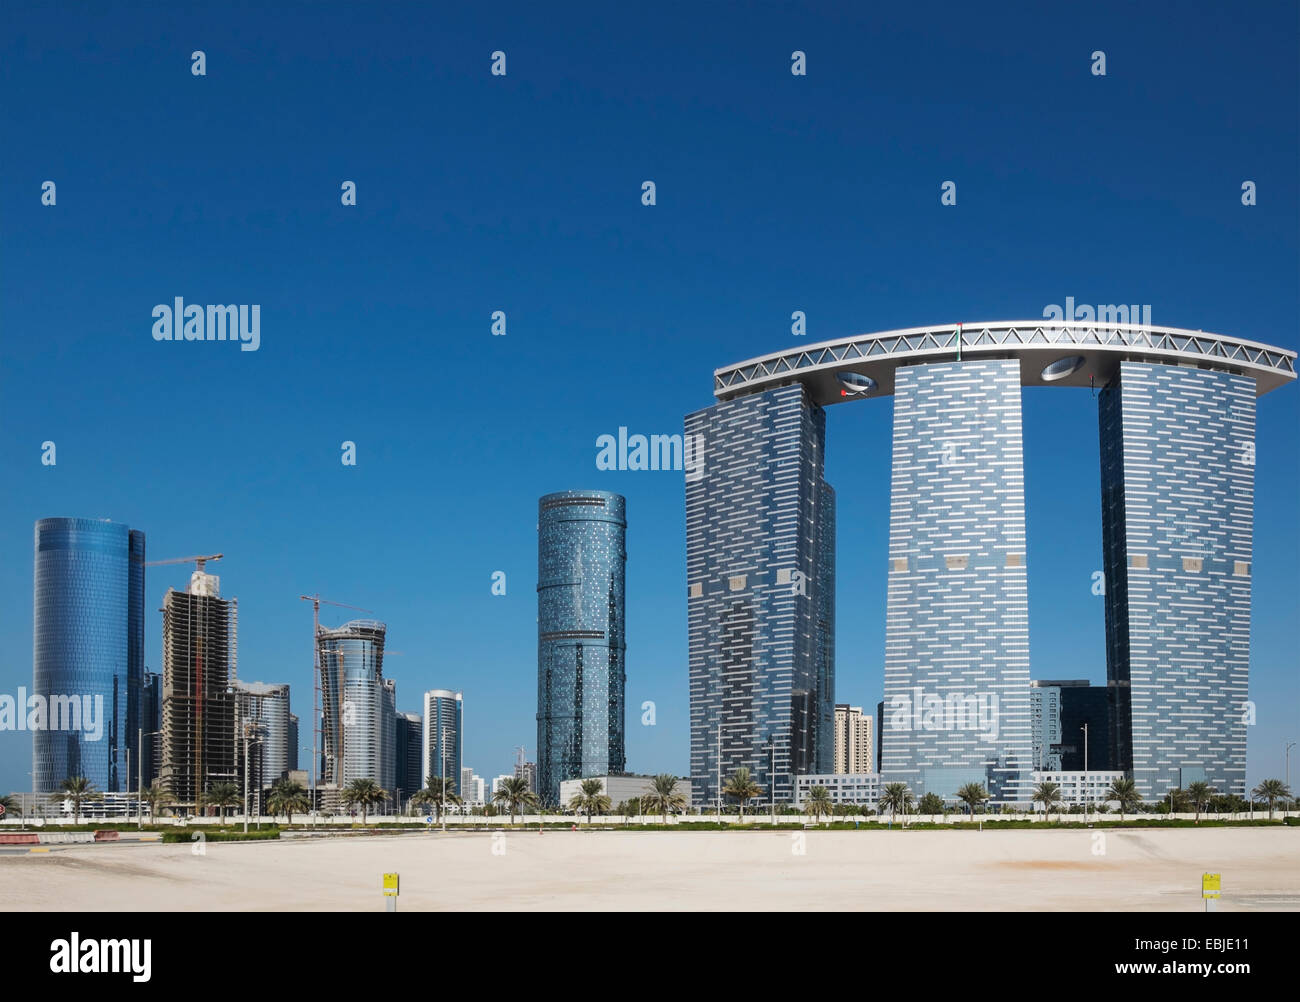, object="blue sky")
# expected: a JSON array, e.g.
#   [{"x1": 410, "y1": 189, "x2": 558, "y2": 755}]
[{"x1": 1, "y1": 1, "x2": 1296, "y2": 793}]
